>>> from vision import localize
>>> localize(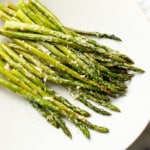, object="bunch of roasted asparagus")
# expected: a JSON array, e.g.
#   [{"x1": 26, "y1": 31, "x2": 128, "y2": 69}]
[{"x1": 0, "y1": 0, "x2": 144, "y2": 138}]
